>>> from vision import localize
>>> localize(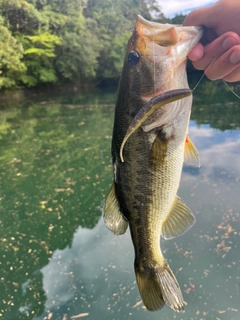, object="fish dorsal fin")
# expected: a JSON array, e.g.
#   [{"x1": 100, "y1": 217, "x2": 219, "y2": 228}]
[
  {"x1": 120, "y1": 89, "x2": 192, "y2": 162},
  {"x1": 162, "y1": 196, "x2": 195, "y2": 240},
  {"x1": 184, "y1": 134, "x2": 200, "y2": 167},
  {"x1": 103, "y1": 183, "x2": 128, "y2": 235}
]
